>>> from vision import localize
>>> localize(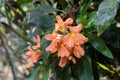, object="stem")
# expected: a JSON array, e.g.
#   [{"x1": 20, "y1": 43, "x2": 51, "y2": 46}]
[{"x1": 1, "y1": 22, "x2": 35, "y2": 44}]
